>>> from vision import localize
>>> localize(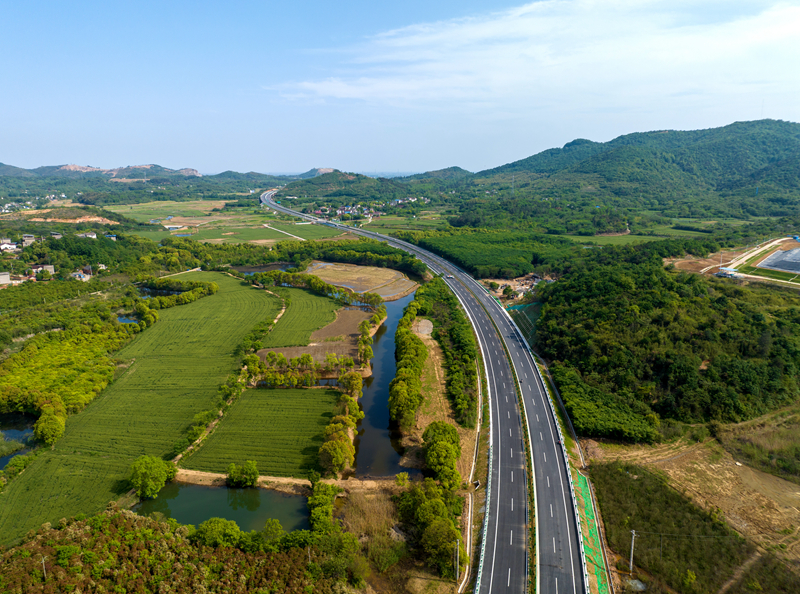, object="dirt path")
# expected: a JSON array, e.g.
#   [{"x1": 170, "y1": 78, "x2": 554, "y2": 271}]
[
  {"x1": 174, "y1": 468, "x2": 402, "y2": 496},
  {"x1": 716, "y1": 551, "x2": 762, "y2": 594}
]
